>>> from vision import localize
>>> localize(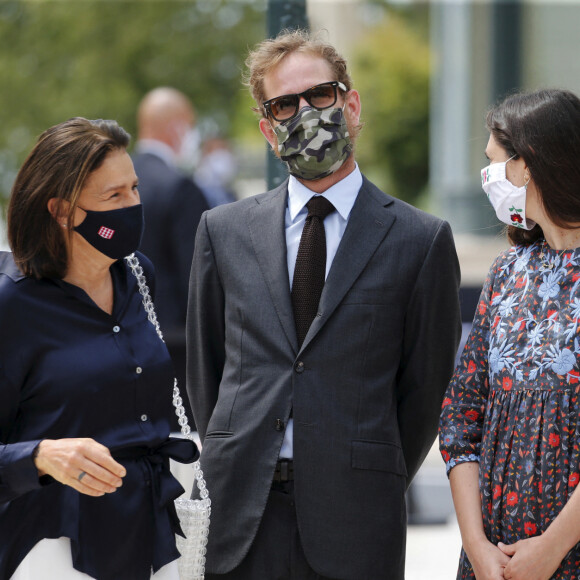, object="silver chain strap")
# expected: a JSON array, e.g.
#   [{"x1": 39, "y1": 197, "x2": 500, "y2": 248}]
[
  {"x1": 125, "y1": 253, "x2": 192, "y2": 437},
  {"x1": 125, "y1": 253, "x2": 210, "y2": 579}
]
